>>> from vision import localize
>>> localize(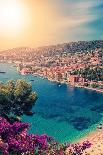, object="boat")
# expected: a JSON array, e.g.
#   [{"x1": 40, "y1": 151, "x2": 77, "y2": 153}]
[
  {"x1": 56, "y1": 82, "x2": 61, "y2": 87},
  {"x1": 13, "y1": 65, "x2": 17, "y2": 67},
  {"x1": 33, "y1": 73, "x2": 38, "y2": 77},
  {"x1": 0, "y1": 71, "x2": 6, "y2": 74},
  {"x1": 30, "y1": 79, "x2": 34, "y2": 81},
  {"x1": 58, "y1": 84, "x2": 61, "y2": 87}
]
